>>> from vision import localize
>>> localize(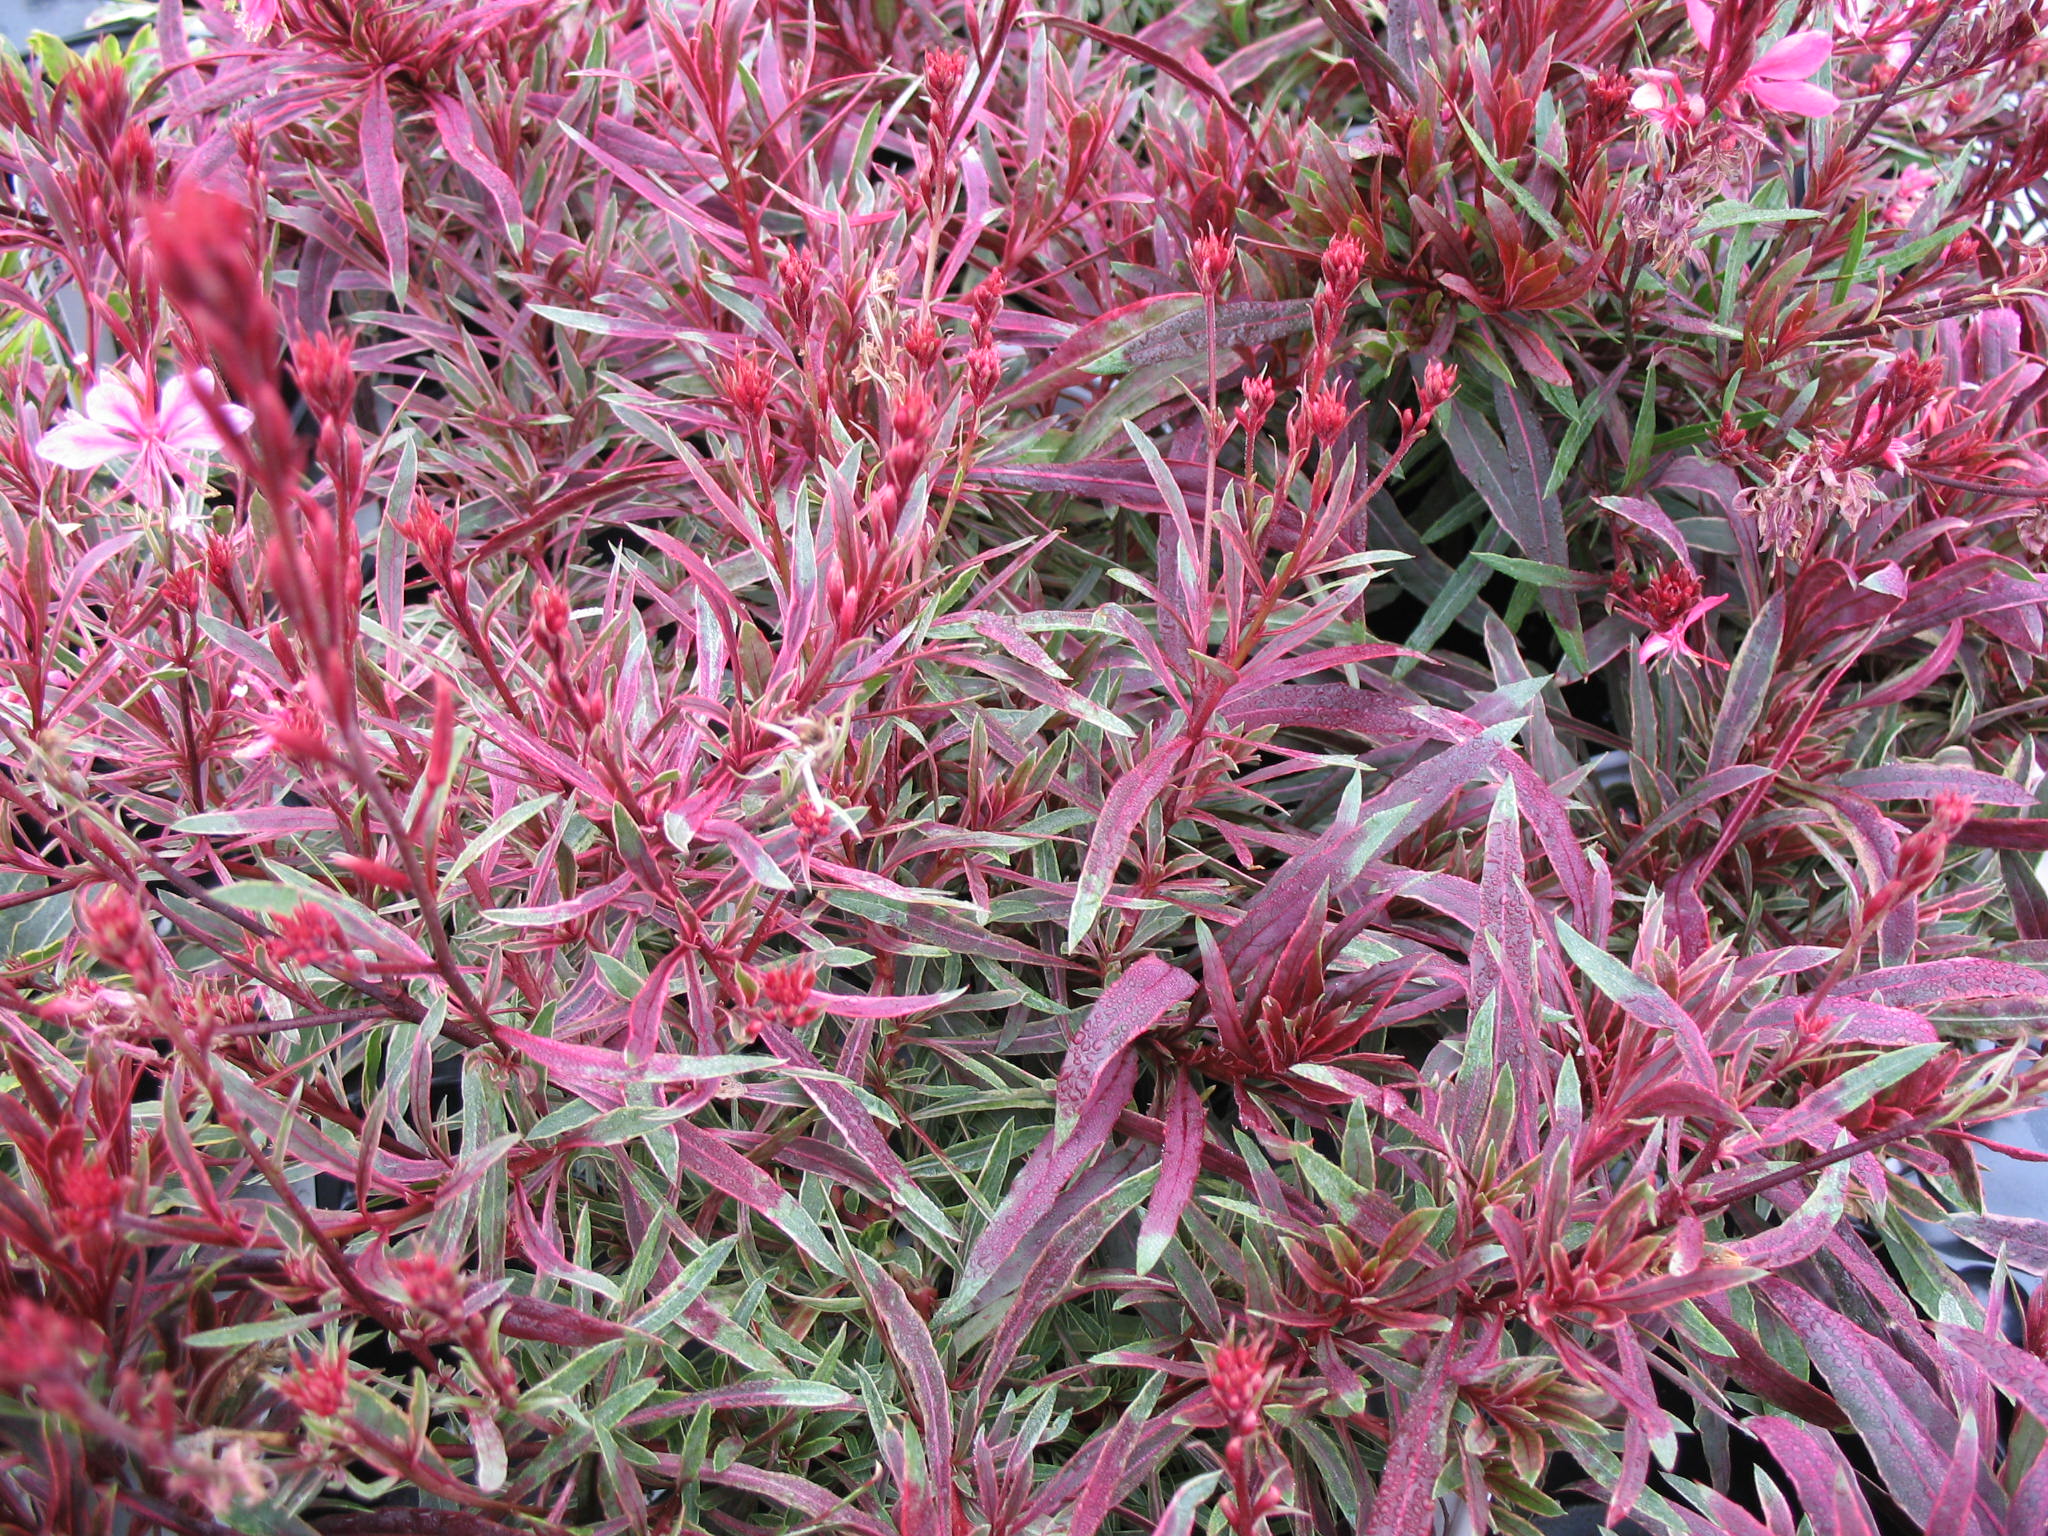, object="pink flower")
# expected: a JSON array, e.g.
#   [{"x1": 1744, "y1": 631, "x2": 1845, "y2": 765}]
[
  {"x1": 1612, "y1": 561, "x2": 1729, "y2": 667},
  {"x1": 1689, "y1": 0, "x2": 1839, "y2": 117},
  {"x1": 1629, "y1": 69, "x2": 1706, "y2": 132},
  {"x1": 35, "y1": 364, "x2": 252, "y2": 508},
  {"x1": 1637, "y1": 592, "x2": 1729, "y2": 665}
]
